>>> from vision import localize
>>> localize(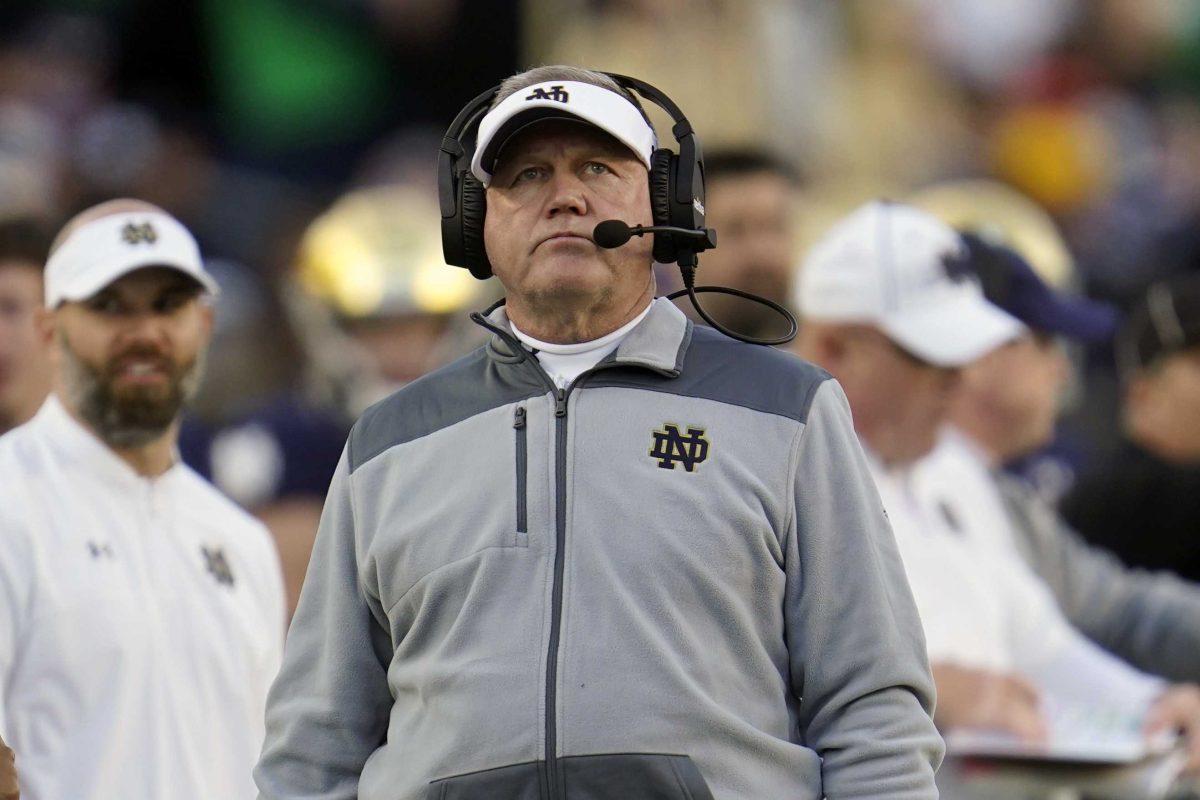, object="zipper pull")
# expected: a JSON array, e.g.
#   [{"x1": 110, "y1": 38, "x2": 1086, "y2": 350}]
[
  {"x1": 554, "y1": 388, "x2": 567, "y2": 418},
  {"x1": 513, "y1": 405, "x2": 527, "y2": 429}
]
